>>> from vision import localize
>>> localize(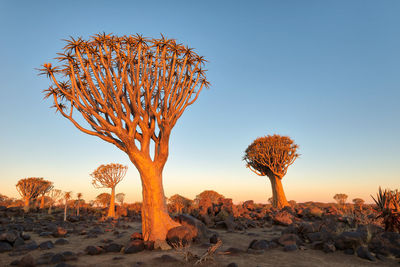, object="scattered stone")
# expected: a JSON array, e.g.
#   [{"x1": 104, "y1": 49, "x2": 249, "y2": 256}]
[
  {"x1": 54, "y1": 263, "x2": 75, "y2": 267},
  {"x1": 105, "y1": 243, "x2": 123, "y2": 253},
  {"x1": 344, "y1": 248, "x2": 354, "y2": 255},
  {"x1": 144, "y1": 240, "x2": 154, "y2": 250},
  {"x1": 278, "y1": 233, "x2": 300, "y2": 246},
  {"x1": 39, "y1": 231, "x2": 53, "y2": 237},
  {"x1": 112, "y1": 256, "x2": 125, "y2": 260},
  {"x1": 85, "y1": 245, "x2": 104, "y2": 255},
  {"x1": 55, "y1": 238, "x2": 69, "y2": 245},
  {"x1": 53, "y1": 227, "x2": 68, "y2": 238},
  {"x1": 0, "y1": 241, "x2": 13, "y2": 252},
  {"x1": 323, "y1": 242, "x2": 336, "y2": 253},
  {"x1": 21, "y1": 234, "x2": 30, "y2": 241},
  {"x1": 273, "y1": 211, "x2": 293, "y2": 226},
  {"x1": 224, "y1": 247, "x2": 244, "y2": 255},
  {"x1": 173, "y1": 214, "x2": 210, "y2": 242},
  {"x1": 50, "y1": 253, "x2": 66, "y2": 264},
  {"x1": 227, "y1": 263, "x2": 239, "y2": 267},
  {"x1": 356, "y1": 246, "x2": 376, "y2": 261},
  {"x1": 334, "y1": 231, "x2": 363, "y2": 250},
  {"x1": 154, "y1": 239, "x2": 172, "y2": 251},
  {"x1": 284, "y1": 244, "x2": 297, "y2": 252},
  {"x1": 249, "y1": 239, "x2": 269, "y2": 250},
  {"x1": 18, "y1": 254, "x2": 36, "y2": 267},
  {"x1": 130, "y1": 232, "x2": 143, "y2": 240},
  {"x1": 0, "y1": 230, "x2": 18, "y2": 243},
  {"x1": 124, "y1": 240, "x2": 144, "y2": 254},
  {"x1": 210, "y1": 233, "x2": 220, "y2": 244},
  {"x1": 39, "y1": 240, "x2": 54, "y2": 250}
]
